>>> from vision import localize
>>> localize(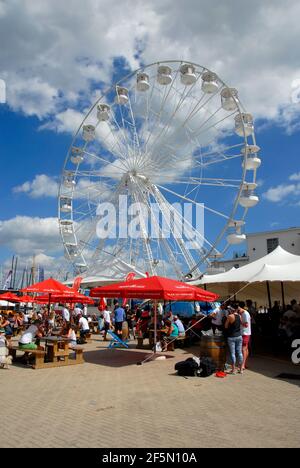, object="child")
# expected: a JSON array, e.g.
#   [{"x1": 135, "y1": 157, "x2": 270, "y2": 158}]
[{"x1": 0, "y1": 328, "x2": 10, "y2": 369}]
